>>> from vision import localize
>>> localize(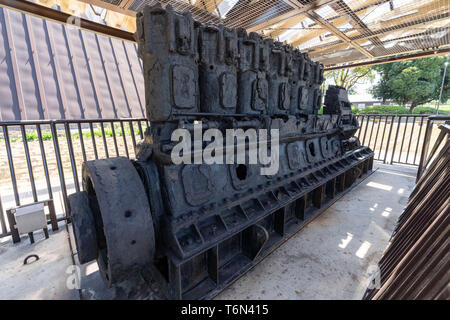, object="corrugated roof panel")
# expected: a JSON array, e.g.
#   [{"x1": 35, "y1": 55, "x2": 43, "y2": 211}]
[
  {"x1": 0, "y1": 6, "x2": 145, "y2": 121},
  {"x1": 8, "y1": 10, "x2": 43, "y2": 120},
  {"x1": 65, "y1": 27, "x2": 102, "y2": 119},
  {"x1": 97, "y1": 35, "x2": 131, "y2": 119},
  {"x1": 50, "y1": 21, "x2": 85, "y2": 119},
  {"x1": 0, "y1": 9, "x2": 20, "y2": 121},
  {"x1": 110, "y1": 37, "x2": 145, "y2": 118},
  {"x1": 31, "y1": 15, "x2": 65, "y2": 120}
]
